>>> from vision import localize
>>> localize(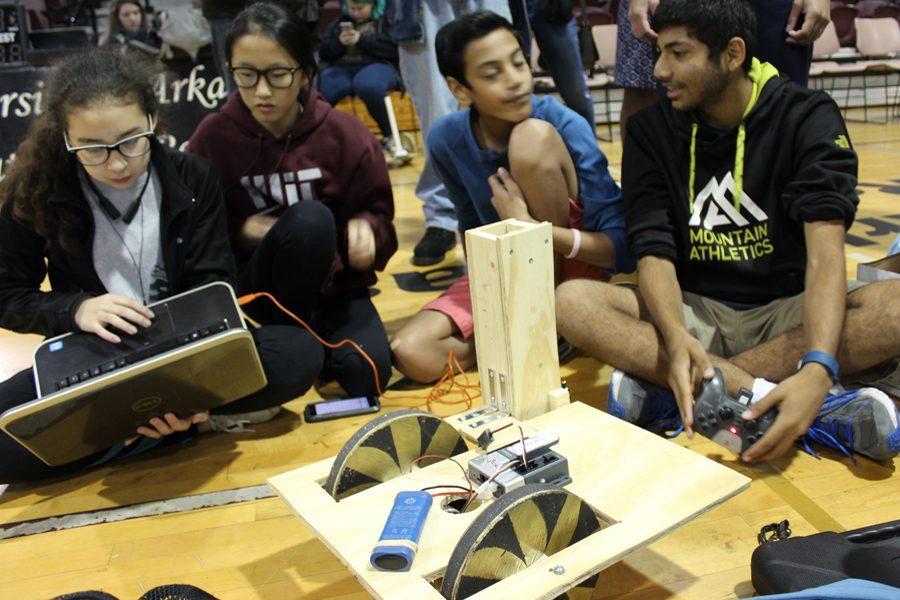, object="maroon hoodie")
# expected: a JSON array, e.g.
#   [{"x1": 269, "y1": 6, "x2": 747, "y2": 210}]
[{"x1": 187, "y1": 90, "x2": 397, "y2": 295}]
